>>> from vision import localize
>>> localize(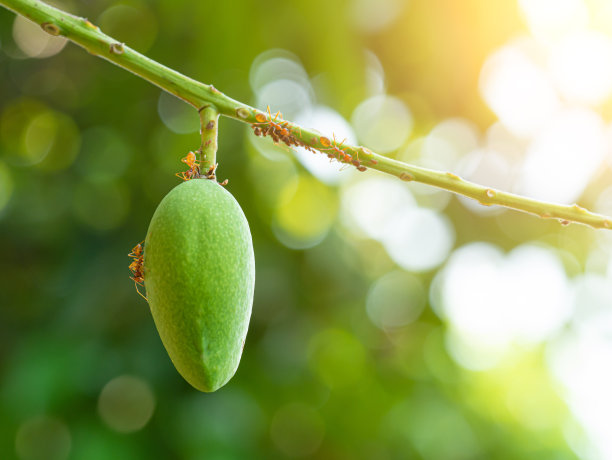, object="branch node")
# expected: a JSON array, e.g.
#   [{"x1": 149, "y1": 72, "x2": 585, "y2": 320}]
[
  {"x1": 109, "y1": 42, "x2": 124, "y2": 54},
  {"x1": 41, "y1": 22, "x2": 60, "y2": 35},
  {"x1": 236, "y1": 108, "x2": 250, "y2": 119},
  {"x1": 400, "y1": 173, "x2": 414, "y2": 182},
  {"x1": 572, "y1": 204, "x2": 587, "y2": 213},
  {"x1": 83, "y1": 19, "x2": 99, "y2": 30}
]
